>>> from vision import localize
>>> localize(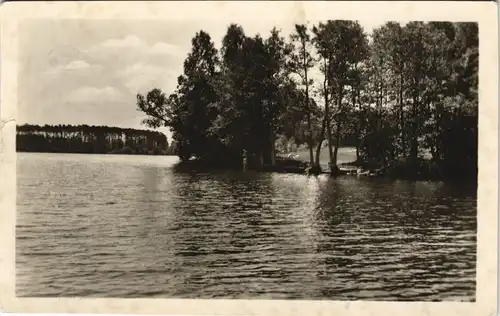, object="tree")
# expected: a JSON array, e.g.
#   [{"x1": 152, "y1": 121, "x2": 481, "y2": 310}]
[
  {"x1": 289, "y1": 23, "x2": 316, "y2": 165},
  {"x1": 138, "y1": 31, "x2": 220, "y2": 162},
  {"x1": 132, "y1": 21, "x2": 477, "y2": 180},
  {"x1": 16, "y1": 124, "x2": 168, "y2": 155},
  {"x1": 358, "y1": 21, "x2": 477, "y2": 180},
  {"x1": 313, "y1": 20, "x2": 368, "y2": 172}
]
